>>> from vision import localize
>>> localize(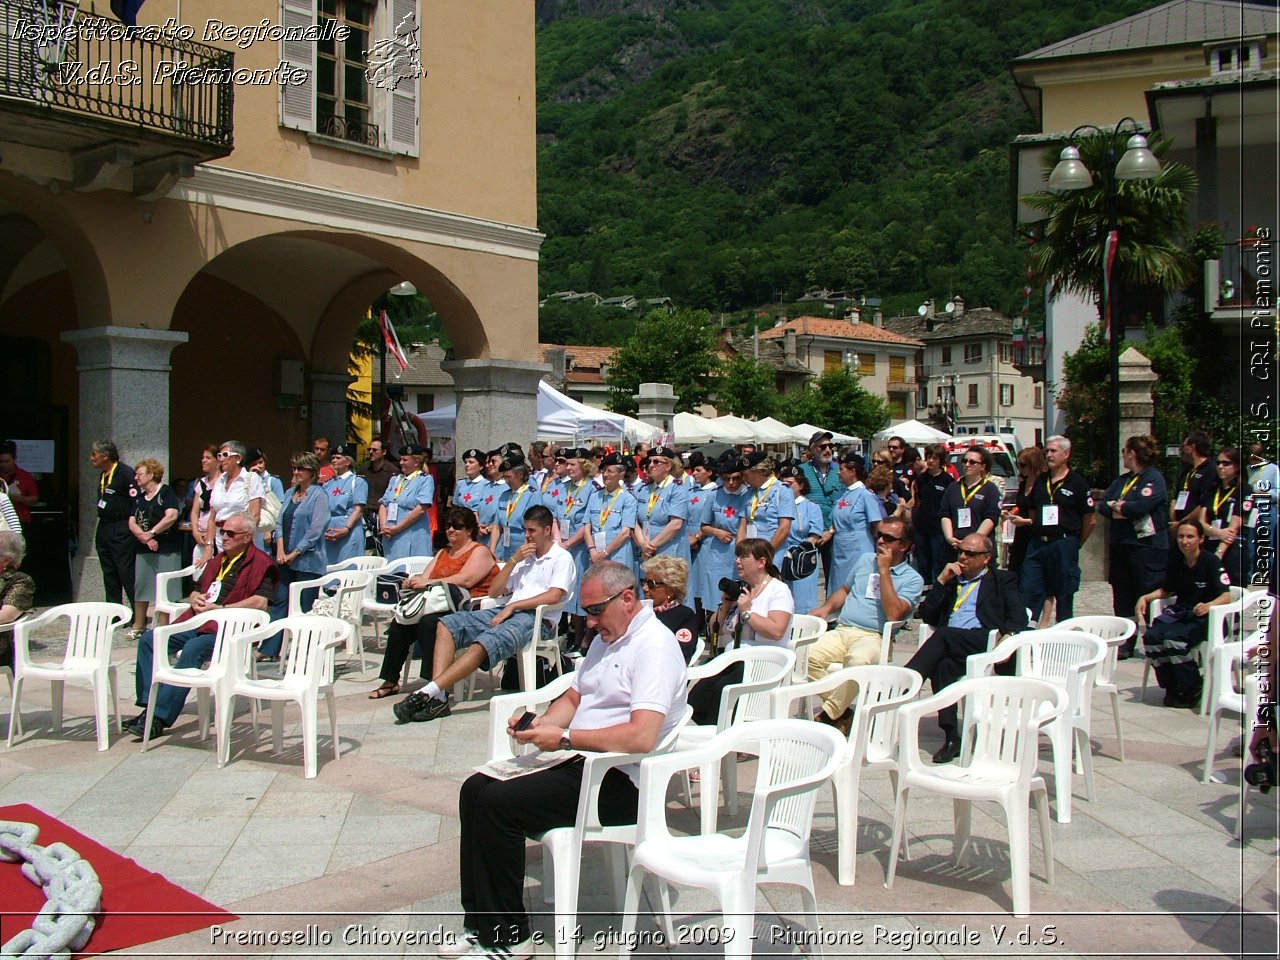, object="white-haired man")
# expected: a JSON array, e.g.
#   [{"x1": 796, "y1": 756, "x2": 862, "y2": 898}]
[{"x1": 1021, "y1": 435, "x2": 1095, "y2": 623}]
